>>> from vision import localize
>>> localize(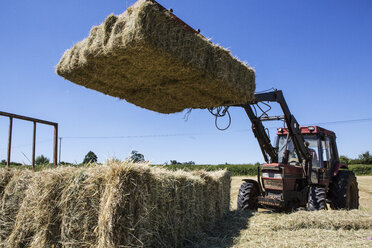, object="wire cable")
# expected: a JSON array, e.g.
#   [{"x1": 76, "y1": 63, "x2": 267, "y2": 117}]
[
  {"x1": 208, "y1": 106, "x2": 231, "y2": 131},
  {"x1": 39, "y1": 117, "x2": 372, "y2": 140}
]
